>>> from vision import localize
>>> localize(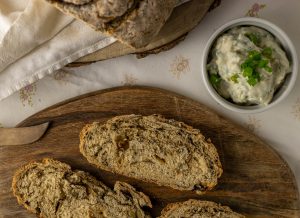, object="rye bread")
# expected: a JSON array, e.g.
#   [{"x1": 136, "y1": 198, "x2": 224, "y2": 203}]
[
  {"x1": 79, "y1": 114, "x2": 223, "y2": 194},
  {"x1": 159, "y1": 199, "x2": 245, "y2": 218},
  {"x1": 44, "y1": 0, "x2": 177, "y2": 48},
  {"x1": 12, "y1": 158, "x2": 152, "y2": 218}
]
